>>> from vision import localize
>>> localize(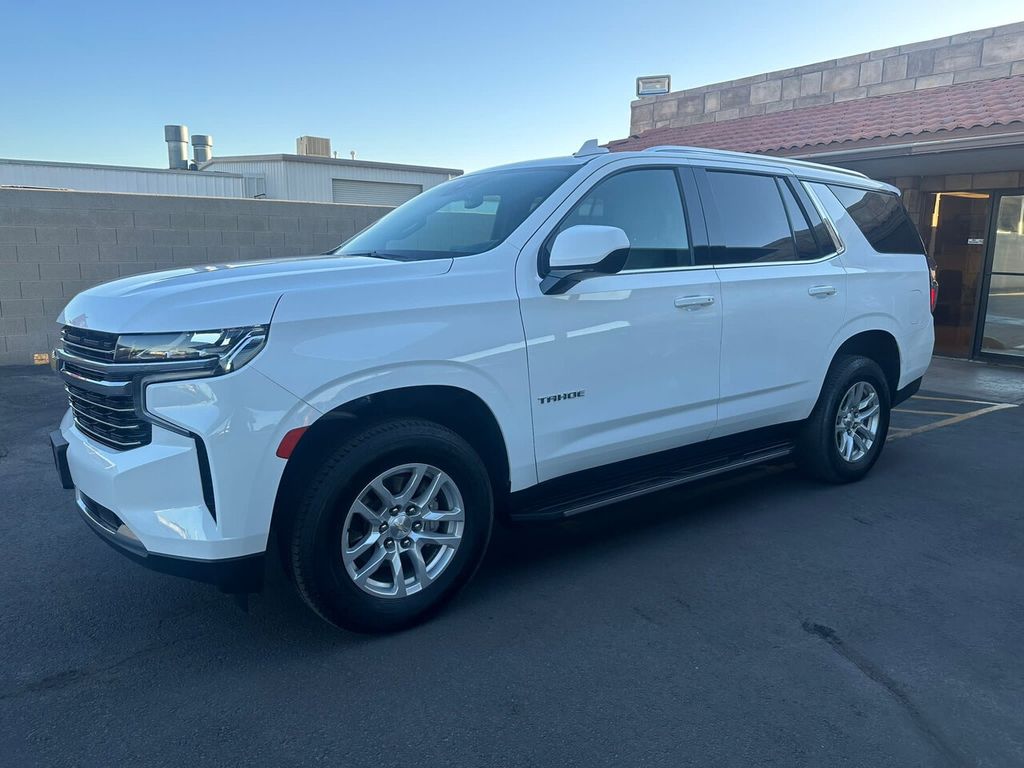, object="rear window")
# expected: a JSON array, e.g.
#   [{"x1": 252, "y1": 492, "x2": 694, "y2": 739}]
[{"x1": 826, "y1": 184, "x2": 925, "y2": 255}]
